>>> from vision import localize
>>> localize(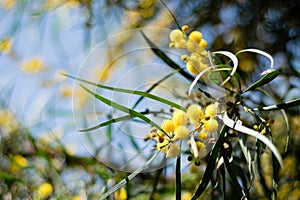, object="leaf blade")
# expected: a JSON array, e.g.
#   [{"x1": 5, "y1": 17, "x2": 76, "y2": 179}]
[{"x1": 64, "y1": 73, "x2": 186, "y2": 111}]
